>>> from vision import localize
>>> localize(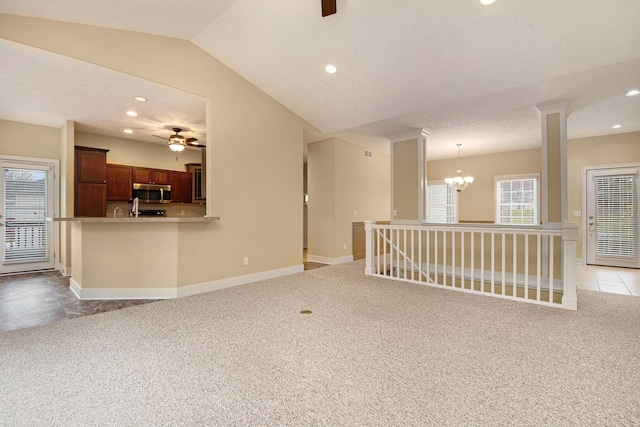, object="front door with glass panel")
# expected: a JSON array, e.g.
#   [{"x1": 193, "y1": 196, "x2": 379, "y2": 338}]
[
  {"x1": 0, "y1": 161, "x2": 55, "y2": 274},
  {"x1": 586, "y1": 166, "x2": 640, "y2": 268}
]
